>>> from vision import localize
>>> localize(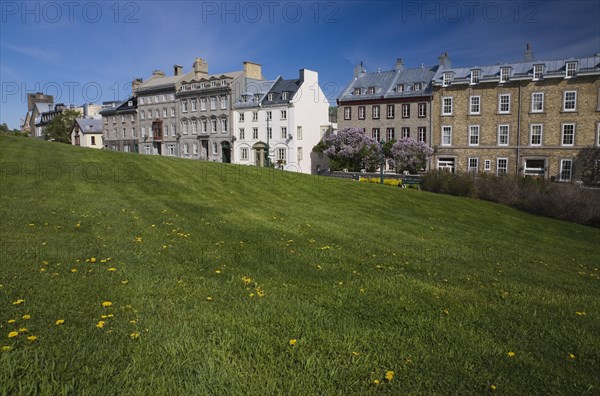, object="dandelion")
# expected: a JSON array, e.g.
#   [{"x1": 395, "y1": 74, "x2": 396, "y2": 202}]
[
  {"x1": 385, "y1": 371, "x2": 394, "y2": 382},
  {"x1": 18, "y1": 328, "x2": 27, "y2": 333},
  {"x1": 7, "y1": 319, "x2": 16, "y2": 324},
  {"x1": 107, "y1": 268, "x2": 116, "y2": 272},
  {"x1": 12, "y1": 299, "x2": 25, "y2": 305},
  {"x1": 71, "y1": 268, "x2": 77, "y2": 273},
  {"x1": 2, "y1": 346, "x2": 11, "y2": 351},
  {"x1": 96, "y1": 321, "x2": 105, "y2": 329},
  {"x1": 75, "y1": 223, "x2": 81, "y2": 228},
  {"x1": 22, "y1": 315, "x2": 31, "y2": 320},
  {"x1": 575, "y1": 311, "x2": 587, "y2": 316},
  {"x1": 8, "y1": 332, "x2": 19, "y2": 338},
  {"x1": 40, "y1": 268, "x2": 46, "y2": 273},
  {"x1": 55, "y1": 319, "x2": 65, "y2": 326},
  {"x1": 27, "y1": 335, "x2": 38, "y2": 342},
  {"x1": 28, "y1": 223, "x2": 35, "y2": 227},
  {"x1": 507, "y1": 351, "x2": 516, "y2": 358},
  {"x1": 373, "y1": 379, "x2": 380, "y2": 385},
  {"x1": 215, "y1": 269, "x2": 221, "y2": 274},
  {"x1": 90, "y1": 257, "x2": 96, "y2": 263},
  {"x1": 490, "y1": 385, "x2": 497, "y2": 391},
  {"x1": 352, "y1": 351, "x2": 360, "y2": 356},
  {"x1": 206, "y1": 297, "x2": 213, "y2": 302},
  {"x1": 289, "y1": 339, "x2": 297, "y2": 346},
  {"x1": 107, "y1": 314, "x2": 114, "y2": 318},
  {"x1": 130, "y1": 332, "x2": 140, "y2": 340},
  {"x1": 569, "y1": 353, "x2": 576, "y2": 359},
  {"x1": 442, "y1": 309, "x2": 449, "y2": 315},
  {"x1": 135, "y1": 236, "x2": 142, "y2": 242},
  {"x1": 121, "y1": 280, "x2": 129, "y2": 285},
  {"x1": 101, "y1": 301, "x2": 112, "y2": 307},
  {"x1": 130, "y1": 320, "x2": 137, "y2": 324},
  {"x1": 242, "y1": 276, "x2": 252, "y2": 285}
]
